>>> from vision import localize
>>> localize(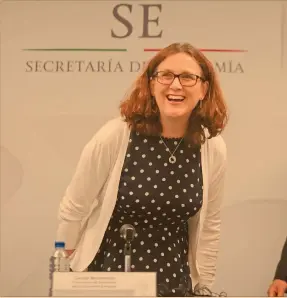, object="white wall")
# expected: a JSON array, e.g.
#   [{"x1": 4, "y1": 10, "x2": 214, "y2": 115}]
[{"x1": 1, "y1": 1, "x2": 286, "y2": 296}]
